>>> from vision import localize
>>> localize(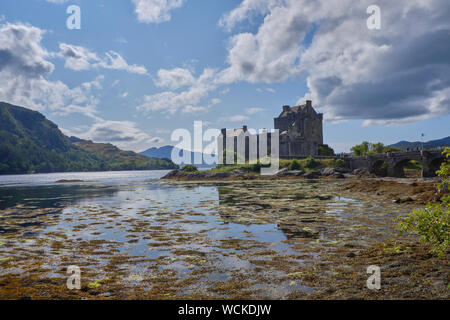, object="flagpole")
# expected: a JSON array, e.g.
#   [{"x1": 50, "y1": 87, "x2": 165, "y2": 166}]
[{"x1": 421, "y1": 133, "x2": 424, "y2": 151}]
